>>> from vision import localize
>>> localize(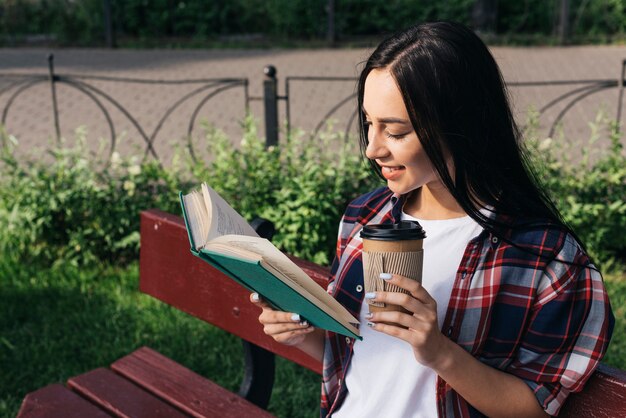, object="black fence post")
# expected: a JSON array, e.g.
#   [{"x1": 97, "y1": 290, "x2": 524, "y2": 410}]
[
  {"x1": 263, "y1": 65, "x2": 279, "y2": 147},
  {"x1": 617, "y1": 59, "x2": 625, "y2": 133},
  {"x1": 47, "y1": 54, "x2": 61, "y2": 144}
]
